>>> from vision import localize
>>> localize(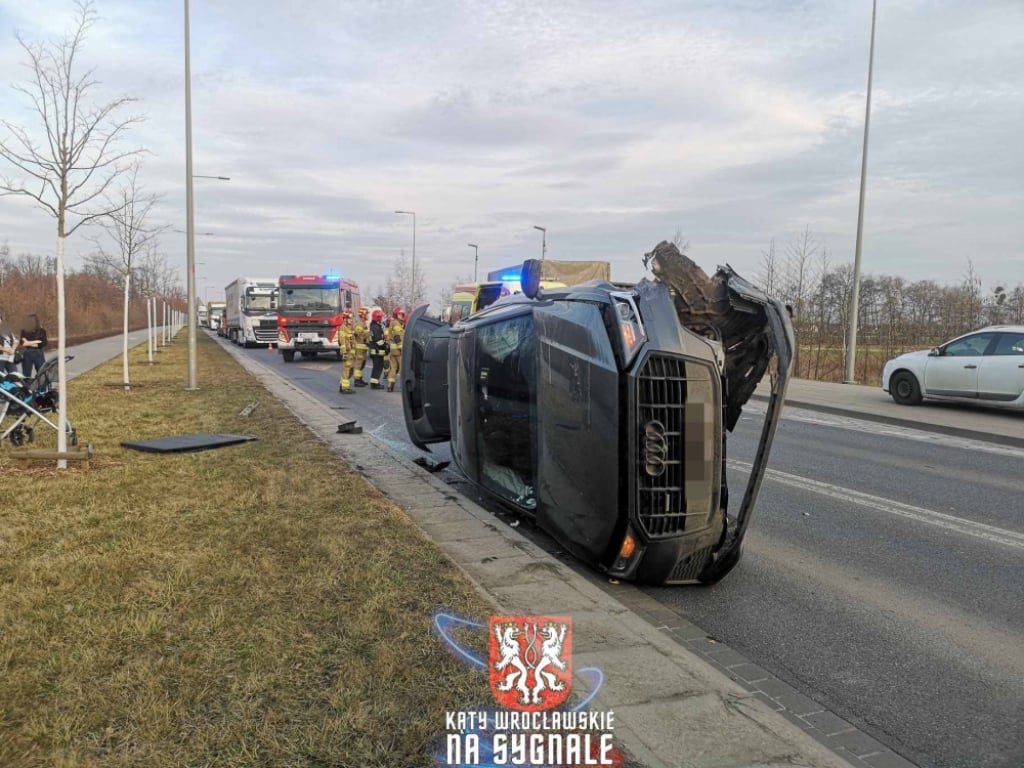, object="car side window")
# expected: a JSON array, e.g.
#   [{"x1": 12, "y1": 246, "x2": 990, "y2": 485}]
[
  {"x1": 990, "y1": 332, "x2": 1024, "y2": 356},
  {"x1": 943, "y1": 333, "x2": 995, "y2": 357},
  {"x1": 474, "y1": 313, "x2": 537, "y2": 510}
]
